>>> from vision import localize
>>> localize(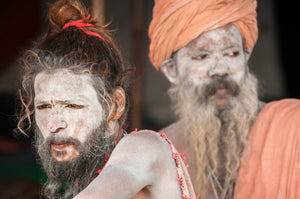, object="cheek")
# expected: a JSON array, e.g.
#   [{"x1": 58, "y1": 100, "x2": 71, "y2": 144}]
[
  {"x1": 232, "y1": 71, "x2": 245, "y2": 84},
  {"x1": 184, "y1": 62, "x2": 211, "y2": 85},
  {"x1": 72, "y1": 120, "x2": 87, "y2": 143},
  {"x1": 230, "y1": 66, "x2": 246, "y2": 85},
  {"x1": 65, "y1": 111, "x2": 87, "y2": 142},
  {"x1": 189, "y1": 71, "x2": 207, "y2": 87},
  {"x1": 227, "y1": 57, "x2": 245, "y2": 74},
  {"x1": 35, "y1": 111, "x2": 50, "y2": 139},
  {"x1": 67, "y1": 108, "x2": 103, "y2": 142},
  {"x1": 228, "y1": 60, "x2": 246, "y2": 82},
  {"x1": 178, "y1": 58, "x2": 206, "y2": 81}
]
